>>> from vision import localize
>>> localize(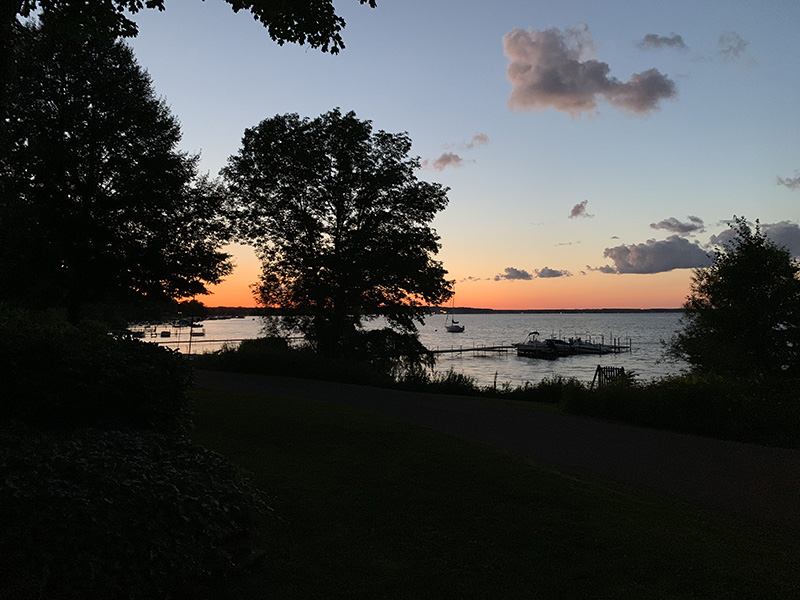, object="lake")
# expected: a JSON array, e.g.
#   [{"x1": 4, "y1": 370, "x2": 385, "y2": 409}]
[{"x1": 144, "y1": 312, "x2": 688, "y2": 386}]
